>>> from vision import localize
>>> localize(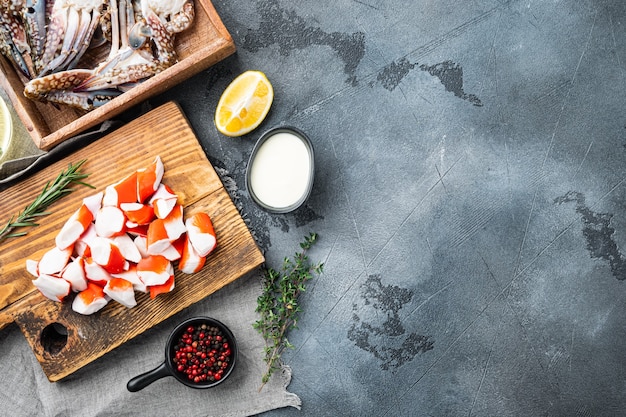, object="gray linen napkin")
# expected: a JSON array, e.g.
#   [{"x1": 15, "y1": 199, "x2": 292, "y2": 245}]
[{"x1": 0, "y1": 271, "x2": 301, "y2": 416}]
